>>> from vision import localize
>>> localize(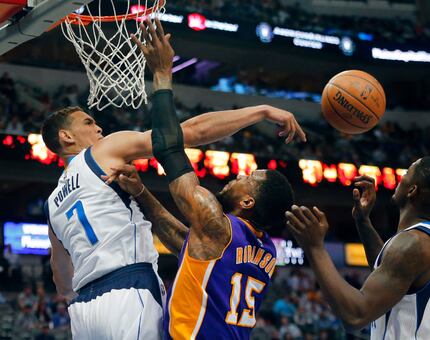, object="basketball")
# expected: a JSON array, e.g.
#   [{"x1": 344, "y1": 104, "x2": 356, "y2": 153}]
[{"x1": 321, "y1": 70, "x2": 386, "y2": 134}]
